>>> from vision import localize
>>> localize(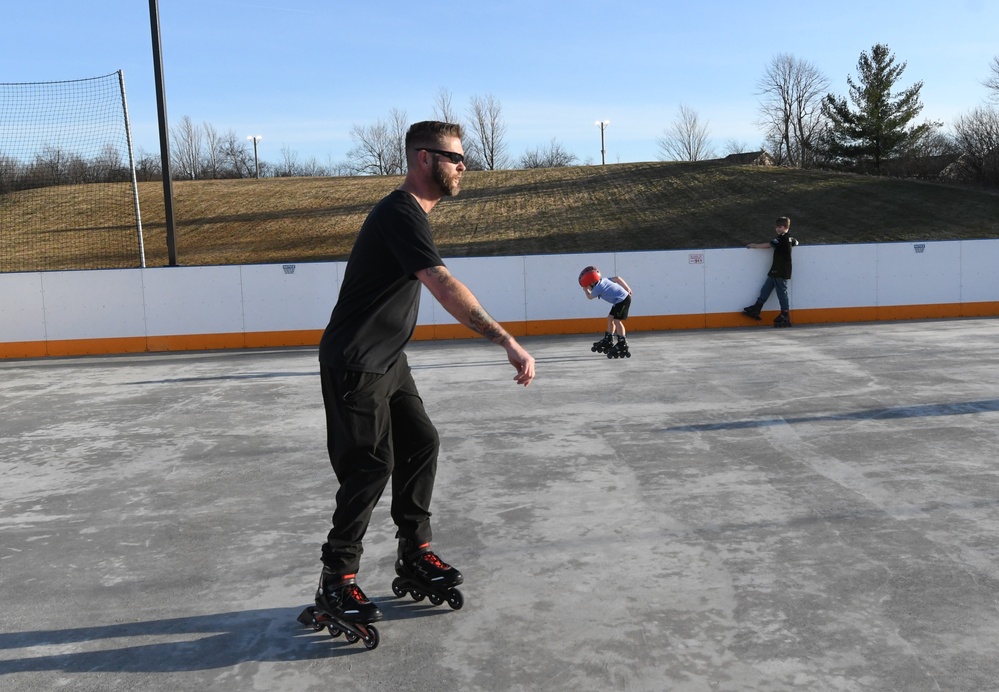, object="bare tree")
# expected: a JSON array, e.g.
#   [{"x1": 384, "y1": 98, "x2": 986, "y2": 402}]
[
  {"x1": 950, "y1": 106, "x2": 999, "y2": 188},
  {"x1": 432, "y1": 87, "x2": 461, "y2": 124},
  {"x1": 202, "y1": 122, "x2": 225, "y2": 179},
  {"x1": 133, "y1": 148, "x2": 161, "y2": 182},
  {"x1": 519, "y1": 139, "x2": 578, "y2": 168},
  {"x1": 431, "y1": 88, "x2": 484, "y2": 166},
  {"x1": 218, "y1": 130, "x2": 254, "y2": 178},
  {"x1": 347, "y1": 120, "x2": 397, "y2": 175},
  {"x1": 756, "y1": 53, "x2": 830, "y2": 168},
  {"x1": 326, "y1": 154, "x2": 356, "y2": 177},
  {"x1": 31, "y1": 145, "x2": 69, "y2": 185},
  {"x1": 721, "y1": 139, "x2": 750, "y2": 156},
  {"x1": 657, "y1": 104, "x2": 715, "y2": 161},
  {"x1": 468, "y1": 94, "x2": 508, "y2": 170},
  {"x1": 277, "y1": 145, "x2": 300, "y2": 177},
  {"x1": 984, "y1": 56, "x2": 999, "y2": 103},
  {"x1": 171, "y1": 115, "x2": 204, "y2": 179},
  {"x1": 344, "y1": 109, "x2": 408, "y2": 176},
  {"x1": 0, "y1": 154, "x2": 21, "y2": 192},
  {"x1": 388, "y1": 108, "x2": 408, "y2": 174},
  {"x1": 300, "y1": 156, "x2": 327, "y2": 177},
  {"x1": 92, "y1": 143, "x2": 126, "y2": 182}
]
